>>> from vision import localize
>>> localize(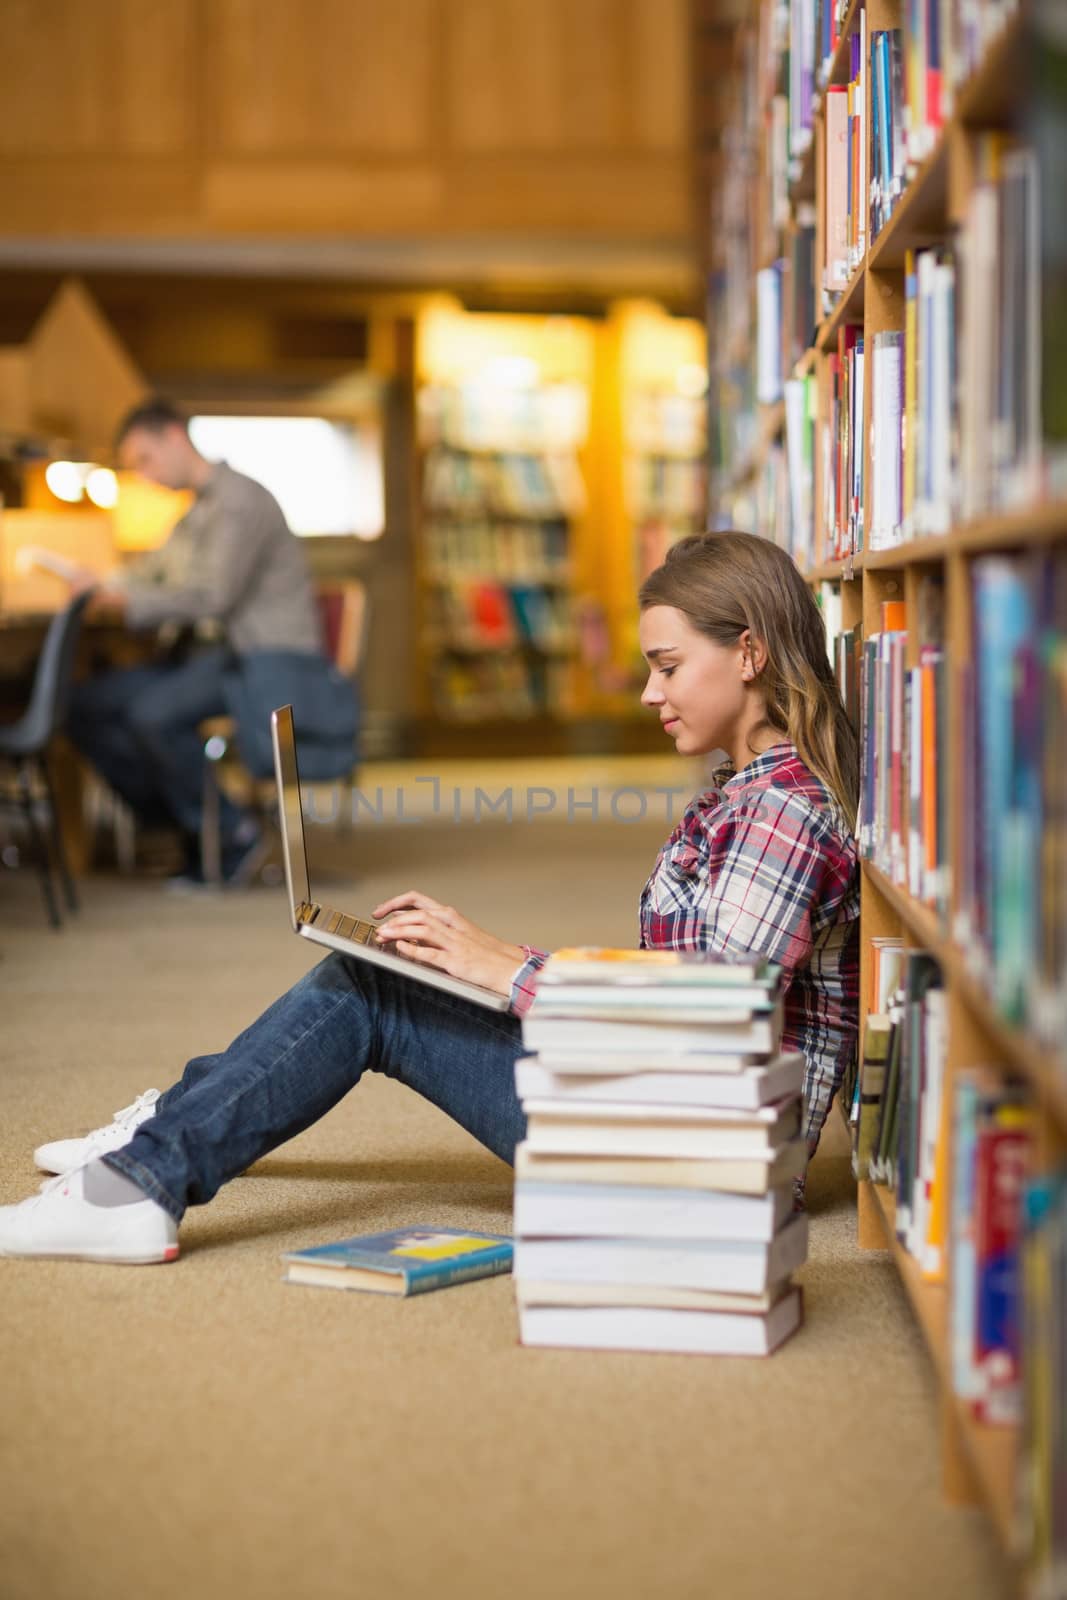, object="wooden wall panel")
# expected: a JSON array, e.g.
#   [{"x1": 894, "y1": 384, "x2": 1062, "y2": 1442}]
[
  {"x1": 446, "y1": 0, "x2": 686, "y2": 153},
  {"x1": 0, "y1": 0, "x2": 195, "y2": 155},
  {"x1": 630, "y1": 0, "x2": 689, "y2": 151},
  {"x1": 210, "y1": 0, "x2": 434, "y2": 154},
  {"x1": 0, "y1": 0, "x2": 695, "y2": 246}
]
